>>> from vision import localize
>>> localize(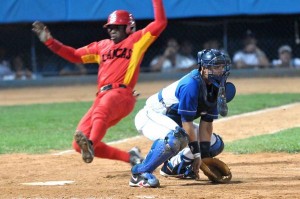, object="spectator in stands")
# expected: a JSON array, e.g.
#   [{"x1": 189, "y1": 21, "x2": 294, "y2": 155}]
[
  {"x1": 59, "y1": 63, "x2": 88, "y2": 76},
  {"x1": 0, "y1": 45, "x2": 14, "y2": 80},
  {"x1": 233, "y1": 30, "x2": 269, "y2": 69},
  {"x1": 271, "y1": 45, "x2": 300, "y2": 69},
  {"x1": 149, "y1": 38, "x2": 197, "y2": 72},
  {"x1": 202, "y1": 38, "x2": 229, "y2": 56},
  {"x1": 12, "y1": 53, "x2": 34, "y2": 80},
  {"x1": 179, "y1": 40, "x2": 197, "y2": 69},
  {"x1": 0, "y1": 46, "x2": 35, "y2": 80},
  {"x1": 203, "y1": 39, "x2": 221, "y2": 50}
]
